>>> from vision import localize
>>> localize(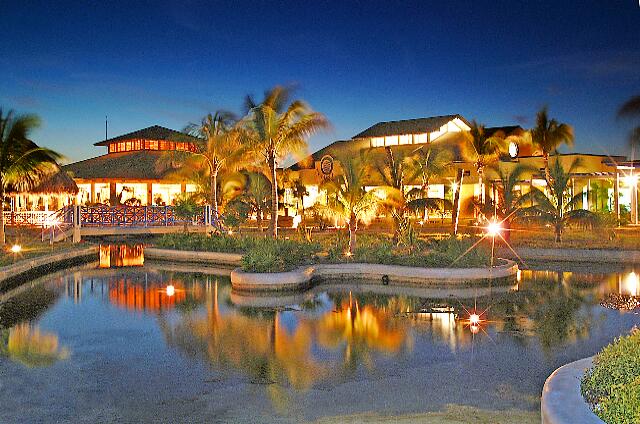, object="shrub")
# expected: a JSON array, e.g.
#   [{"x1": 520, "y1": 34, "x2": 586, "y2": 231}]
[
  {"x1": 241, "y1": 239, "x2": 321, "y2": 273},
  {"x1": 581, "y1": 328, "x2": 640, "y2": 424}
]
